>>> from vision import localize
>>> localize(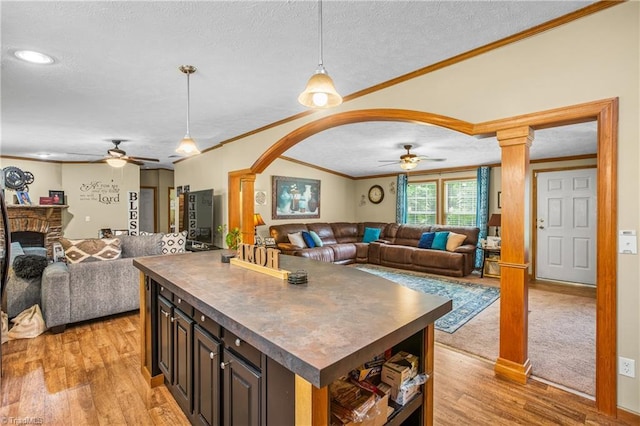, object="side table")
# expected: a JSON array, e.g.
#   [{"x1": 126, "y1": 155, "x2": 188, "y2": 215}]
[{"x1": 481, "y1": 247, "x2": 501, "y2": 278}]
